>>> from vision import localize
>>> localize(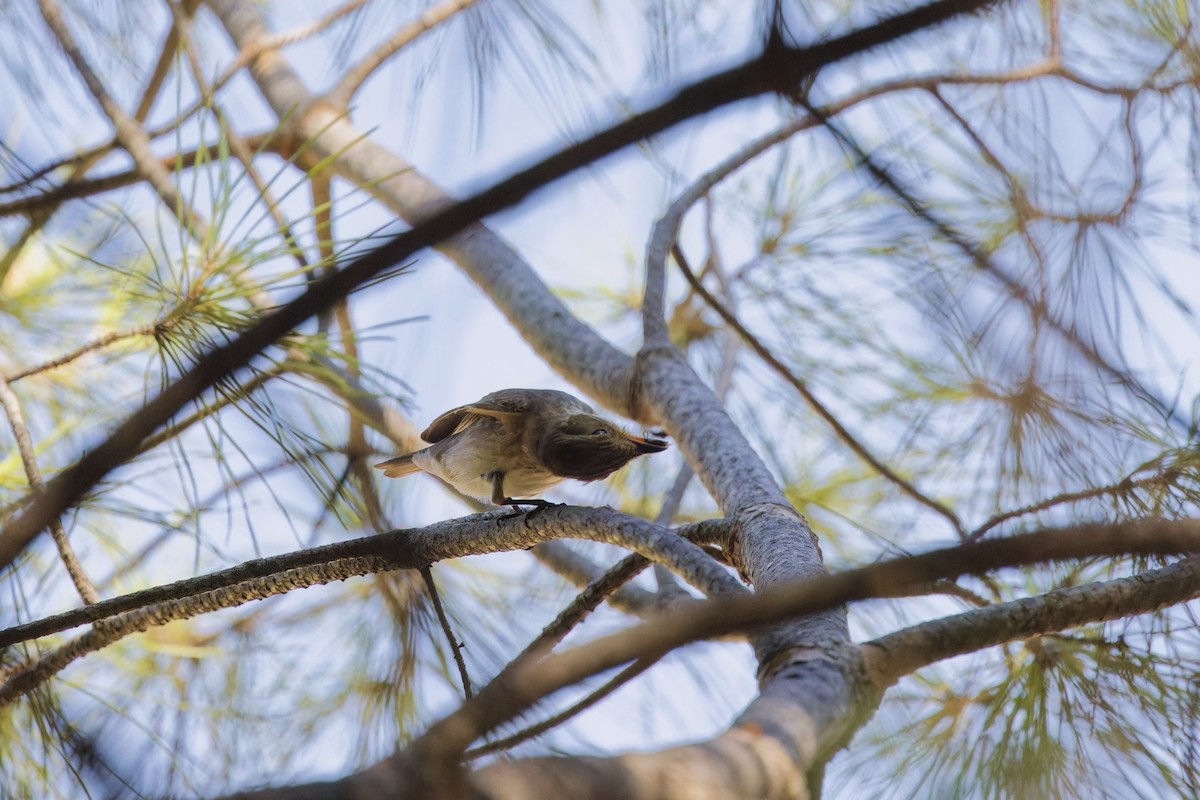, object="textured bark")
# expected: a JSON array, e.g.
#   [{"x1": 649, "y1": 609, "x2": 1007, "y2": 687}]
[
  {"x1": 0, "y1": 509, "x2": 732, "y2": 650},
  {"x1": 863, "y1": 555, "x2": 1200, "y2": 688},
  {"x1": 0, "y1": 508, "x2": 732, "y2": 705}
]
